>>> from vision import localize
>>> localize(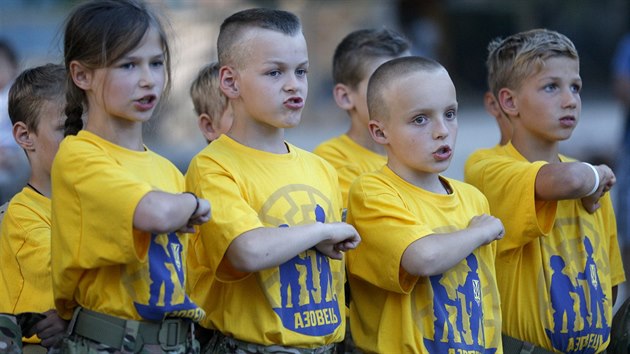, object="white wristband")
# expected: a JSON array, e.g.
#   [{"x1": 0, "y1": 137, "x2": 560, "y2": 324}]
[{"x1": 583, "y1": 162, "x2": 600, "y2": 196}]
